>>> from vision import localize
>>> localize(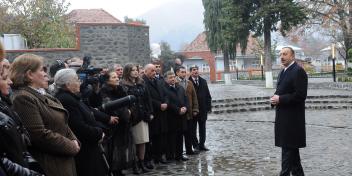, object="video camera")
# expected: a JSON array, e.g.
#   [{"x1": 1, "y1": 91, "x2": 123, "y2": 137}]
[
  {"x1": 98, "y1": 95, "x2": 136, "y2": 112},
  {"x1": 77, "y1": 55, "x2": 103, "y2": 84}
]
